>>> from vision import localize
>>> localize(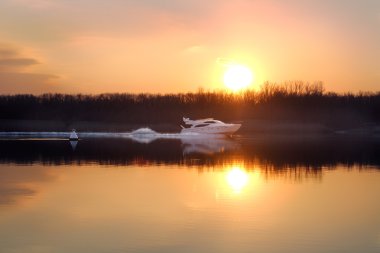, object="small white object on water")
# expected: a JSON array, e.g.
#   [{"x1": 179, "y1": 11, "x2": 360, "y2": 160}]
[{"x1": 69, "y1": 129, "x2": 78, "y2": 140}]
